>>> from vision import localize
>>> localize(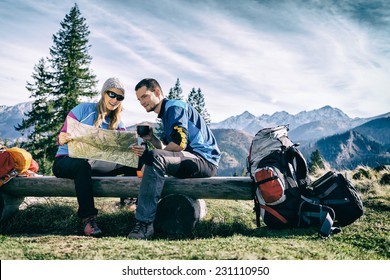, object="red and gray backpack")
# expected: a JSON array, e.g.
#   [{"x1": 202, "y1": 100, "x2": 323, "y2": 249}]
[{"x1": 247, "y1": 125, "x2": 338, "y2": 237}]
